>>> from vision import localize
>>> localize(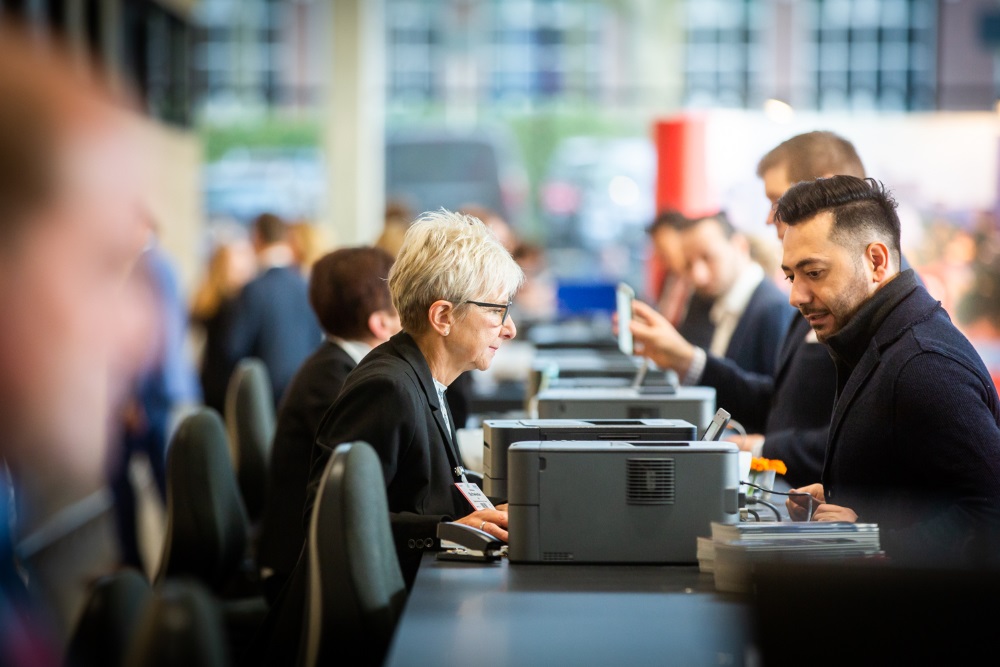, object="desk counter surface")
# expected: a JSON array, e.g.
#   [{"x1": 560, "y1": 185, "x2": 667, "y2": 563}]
[{"x1": 384, "y1": 554, "x2": 751, "y2": 667}]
